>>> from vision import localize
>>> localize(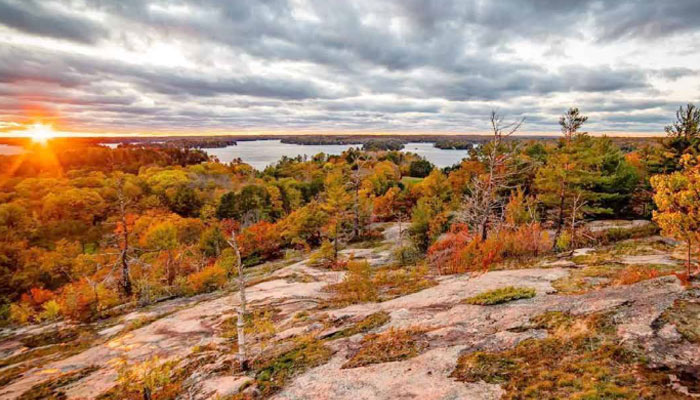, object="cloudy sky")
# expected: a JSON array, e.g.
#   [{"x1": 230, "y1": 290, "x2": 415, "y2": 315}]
[{"x1": 1, "y1": 0, "x2": 699, "y2": 136}]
